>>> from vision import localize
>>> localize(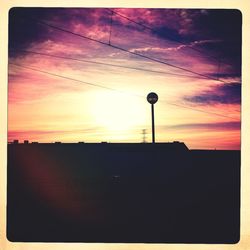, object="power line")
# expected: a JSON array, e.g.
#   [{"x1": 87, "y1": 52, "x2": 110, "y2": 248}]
[
  {"x1": 41, "y1": 18, "x2": 232, "y2": 83},
  {"x1": 9, "y1": 62, "x2": 240, "y2": 120},
  {"x1": 108, "y1": 9, "x2": 113, "y2": 45},
  {"x1": 21, "y1": 16, "x2": 230, "y2": 84},
  {"x1": 108, "y1": 8, "x2": 233, "y2": 67},
  {"x1": 106, "y1": 8, "x2": 154, "y2": 31},
  {"x1": 9, "y1": 62, "x2": 142, "y2": 97},
  {"x1": 159, "y1": 100, "x2": 240, "y2": 120},
  {"x1": 10, "y1": 50, "x2": 241, "y2": 114},
  {"x1": 10, "y1": 49, "x2": 210, "y2": 80}
]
